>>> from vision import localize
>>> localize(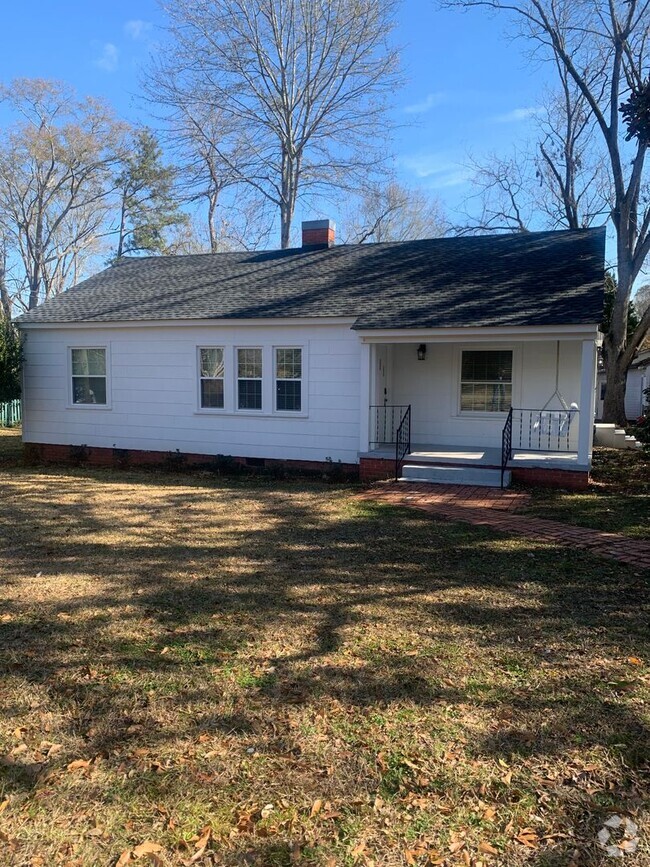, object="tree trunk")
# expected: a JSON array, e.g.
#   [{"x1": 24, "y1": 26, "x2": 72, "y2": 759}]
[
  {"x1": 208, "y1": 191, "x2": 219, "y2": 253},
  {"x1": 602, "y1": 349, "x2": 629, "y2": 424},
  {"x1": 116, "y1": 190, "x2": 128, "y2": 259},
  {"x1": 0, "y1": 245, "x2": 10, "y2": 319}
]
